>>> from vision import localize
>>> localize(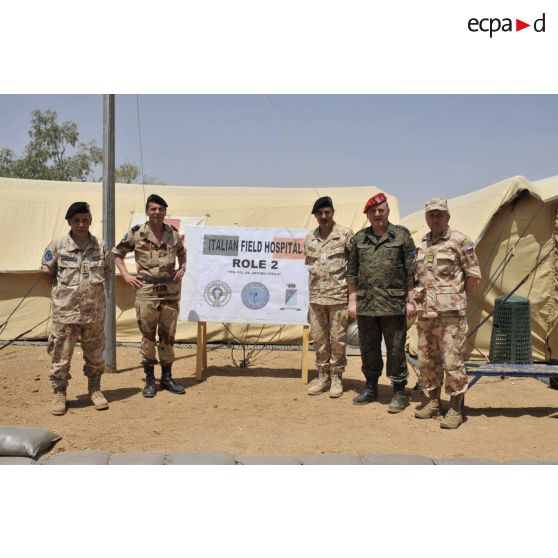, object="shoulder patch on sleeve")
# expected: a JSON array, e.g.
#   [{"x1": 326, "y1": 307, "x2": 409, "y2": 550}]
[{"x1": 43, "y1": 249, "x2": 53, "y2": 262}]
